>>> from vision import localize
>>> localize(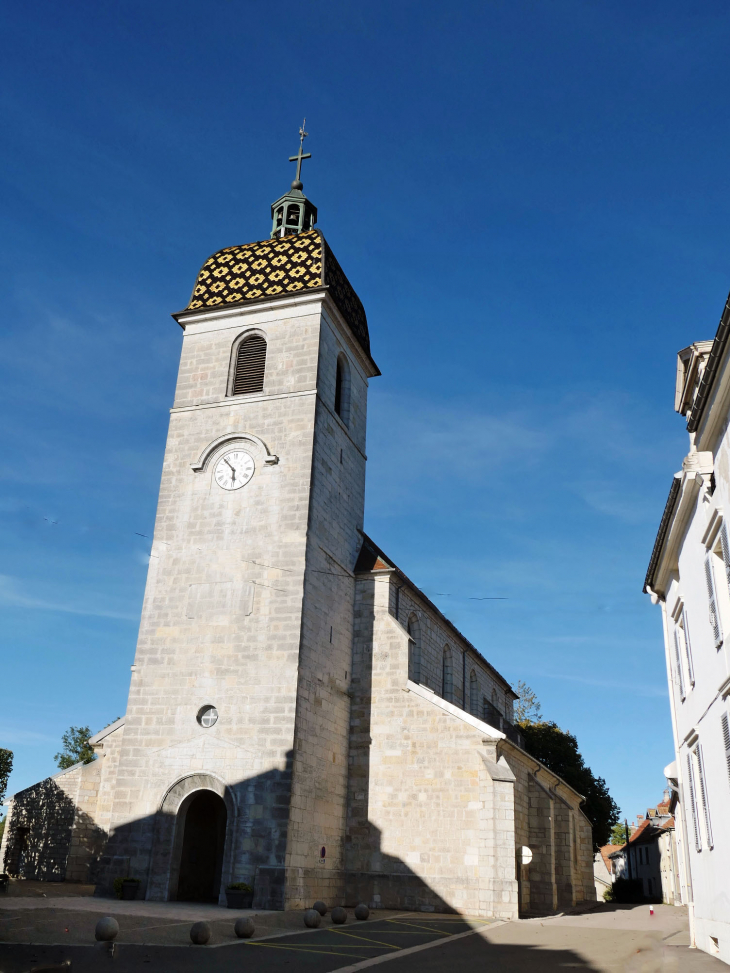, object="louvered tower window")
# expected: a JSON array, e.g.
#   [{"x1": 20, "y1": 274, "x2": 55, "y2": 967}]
[{"x1": 232, "y1": 336, "x2": 266, "y2": 395}]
